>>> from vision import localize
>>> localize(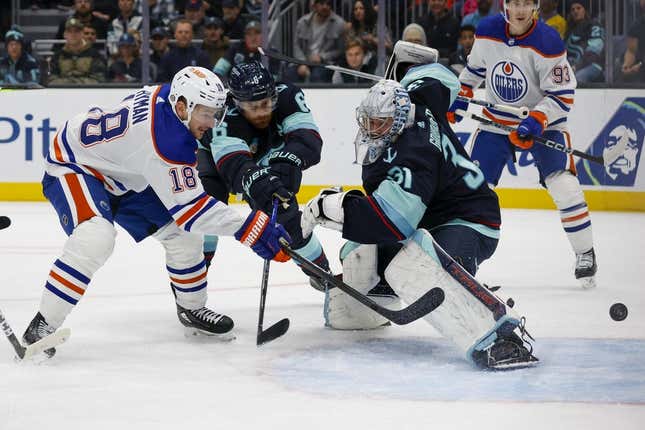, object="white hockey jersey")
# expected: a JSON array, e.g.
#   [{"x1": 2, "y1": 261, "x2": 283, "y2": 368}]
[
  {"x1": 44, "y1": 84, "x2": 245, "y2": 236},
  {"x1": 459, "y1": 14, "x2": 576, "y2": 133}
]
